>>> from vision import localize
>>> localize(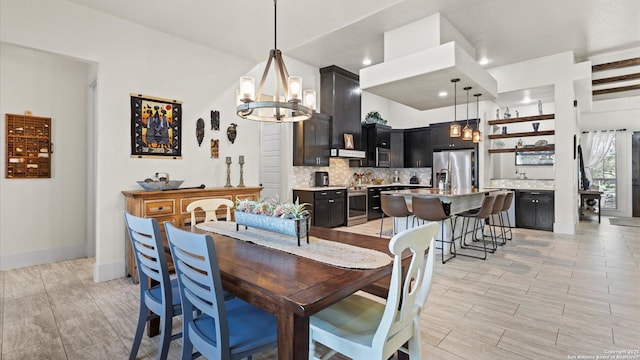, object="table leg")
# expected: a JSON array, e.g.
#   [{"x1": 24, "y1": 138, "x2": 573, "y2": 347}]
[{"x1": 277, "y1": 309, "x2": 309, "y2": 360}]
